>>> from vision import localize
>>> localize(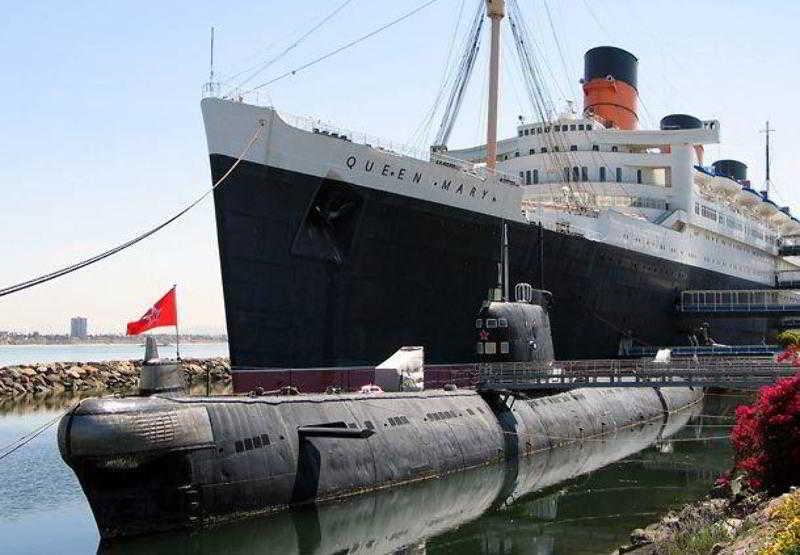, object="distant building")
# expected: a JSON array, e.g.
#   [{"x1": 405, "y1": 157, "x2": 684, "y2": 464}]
[{"x1": 70, "y1": 317, "x2": 88, "y2": 339}]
